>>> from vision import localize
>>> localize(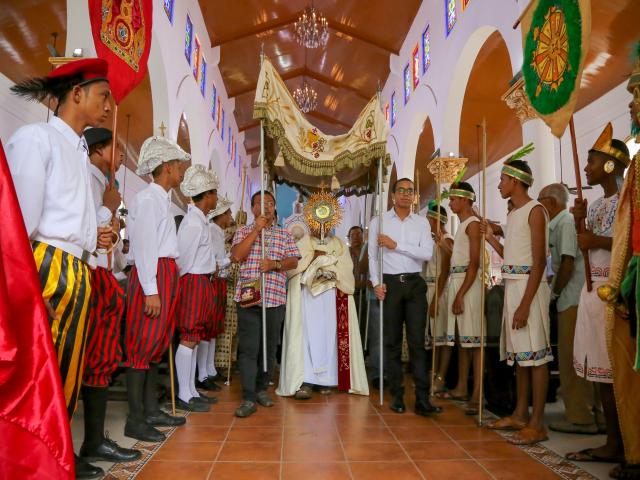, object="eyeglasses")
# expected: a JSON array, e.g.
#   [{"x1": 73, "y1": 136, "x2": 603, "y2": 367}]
[{"x1": 396, "y1": 187, "x2": 414, "y2": 195}]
